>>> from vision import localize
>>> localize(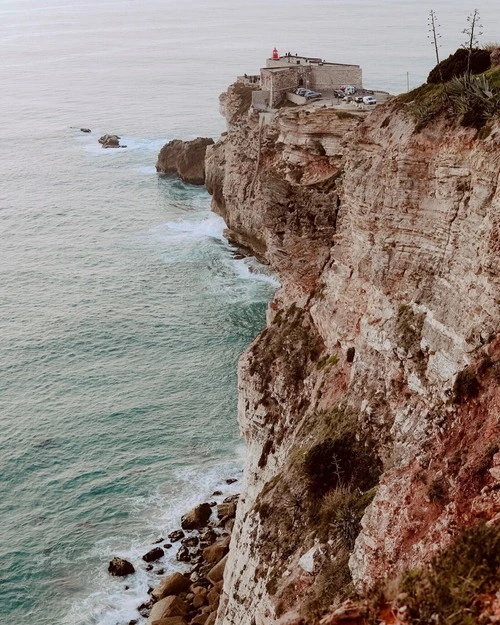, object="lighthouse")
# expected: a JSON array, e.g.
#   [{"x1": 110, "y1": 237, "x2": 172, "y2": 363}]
[{"x1": 272, "y1": 47, "x2": 279, "y2": 60}]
